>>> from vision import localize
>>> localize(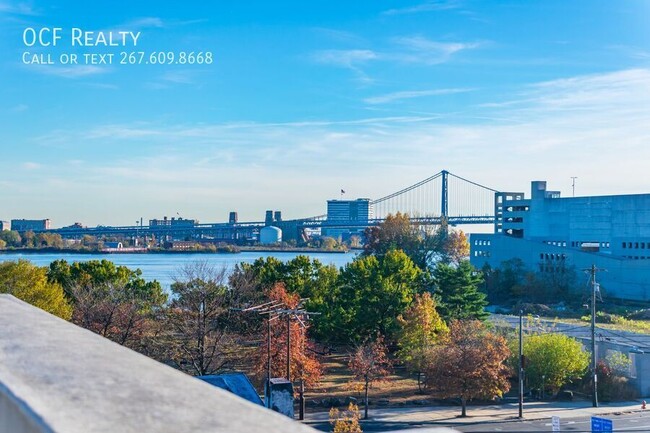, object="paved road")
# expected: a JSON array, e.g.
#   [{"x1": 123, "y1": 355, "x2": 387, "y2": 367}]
[
  {"x1": 309, "y1": 411, "x2": 650, "y2": 432},
  {"x1": 490, "y1": 314, "x2": 650, "y2": 352},
  {"x1": 305, "y1": 401, "x2": 646, "y2": 432},
  {"x1": 455, "y1": 411, "x2": 650, "y2": 432}
]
